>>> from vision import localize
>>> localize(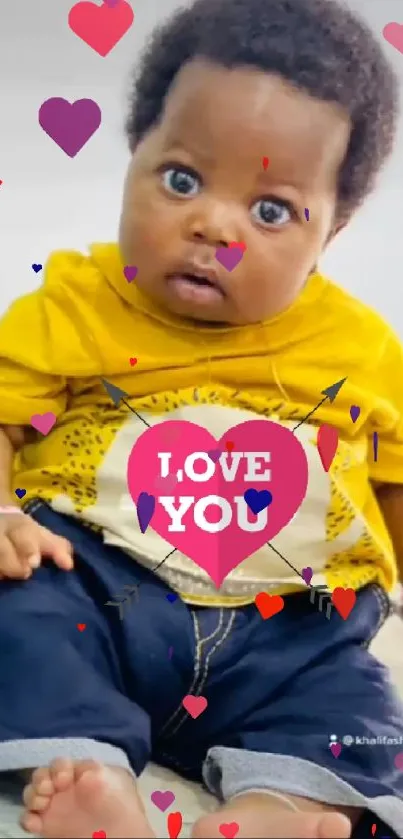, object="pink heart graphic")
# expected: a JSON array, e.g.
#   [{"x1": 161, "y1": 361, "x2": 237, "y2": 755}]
[
  {"x1": 30, "y1": 412, "x2": 57, "y2": 435},
  {"x1": 182, "y1": 694, "x2": 208, "y2": 719},
  {"x1": 127, "y1": 419, "x2": 308, "y2": 587},
  {"x1": 150, "y1": 790, "x2": 176, "y2": 812},
  {"x1": 383, "y1": 22, "x2": 403, "y2": 54},
  {"x1": 330, "y1": 743, "x2": 341, "y2": 758}
]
